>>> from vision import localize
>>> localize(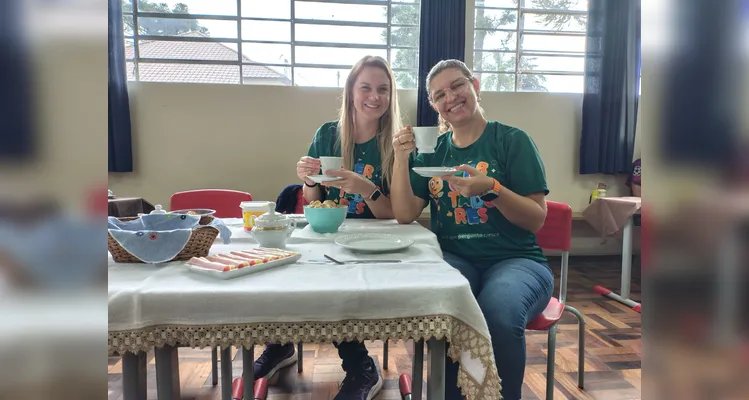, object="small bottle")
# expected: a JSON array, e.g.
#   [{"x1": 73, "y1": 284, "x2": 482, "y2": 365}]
[
  {"x1": 150, "y1": 204, "x2": 167, "y2": 214},
  {"x1": 590, "y1": 189, "x2": 599, "y2": 203},
  {"x1": 597, "y1": 189, "x2": 607, "y2": 198}
]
